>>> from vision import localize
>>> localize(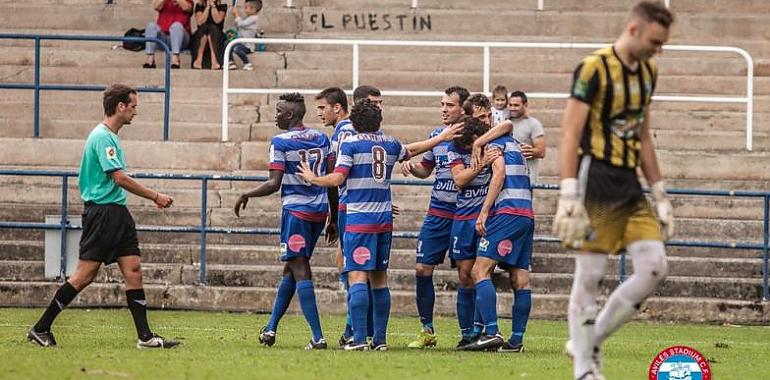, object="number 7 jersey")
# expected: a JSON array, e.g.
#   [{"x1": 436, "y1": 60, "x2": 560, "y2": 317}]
[
  {"x1": 334, "y1": 133, "x2": 410, "y2": 233},
  {"x1": 268, "y1": 127, "x2": 331, "y2": 222}
]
